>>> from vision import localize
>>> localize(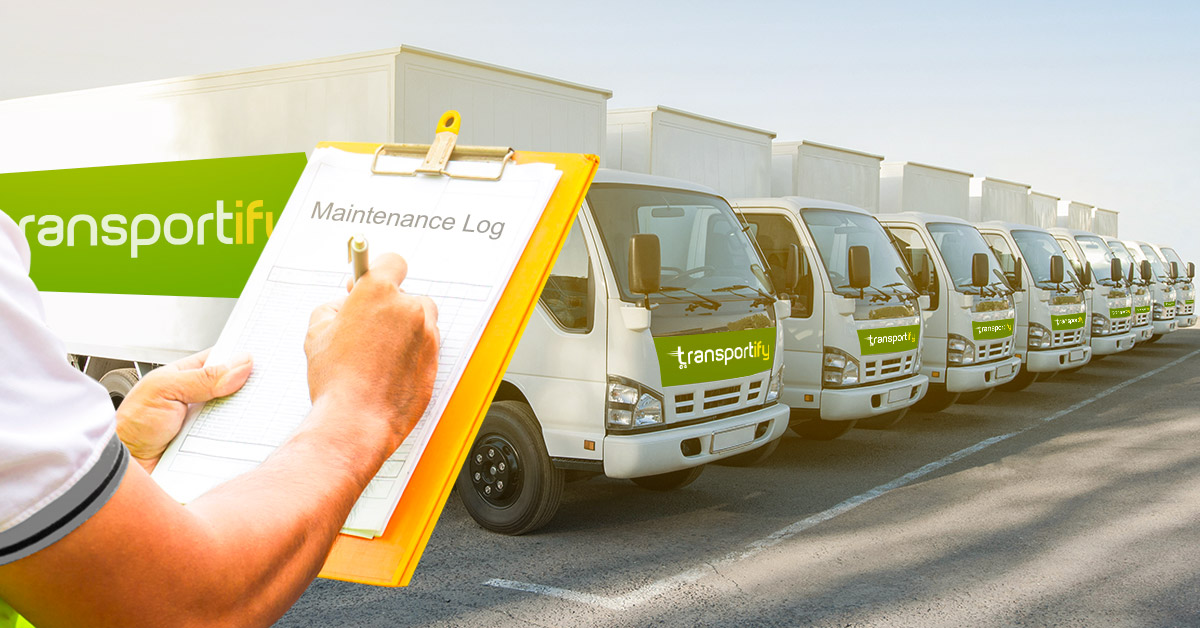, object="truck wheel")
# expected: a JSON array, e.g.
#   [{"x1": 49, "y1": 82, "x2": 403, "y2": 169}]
[
  {"x1": 958, "y1": 389, "x2": 994, "y2": 404},
  {"x1": 1144, "y1": 334, "x2": 1161, "y2": 343},
  {"x1": 99, "y1": 368, "x2": 140, "y2": 410},
  {"x1": 714, "y1": 437, "x2": 780, "y2": 467},
  {"x1": 631, "y1": 465, "x2": 704, "y2": 491},
  {"x1": 999, "y1": 367, "x2": 1036, "y2": 392},
  {"x1": 855, "y1": 408, "x2": 909, "y2": 430},
  {"x1": 913, "y1": 386, "x2": 959, "y2": 412},
  {"x1": 789, "y1": 418, "x2": 856, "y2": 440},
  {"x1": 455, "y1": 401, "x2": 563, "y2": 535}
]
